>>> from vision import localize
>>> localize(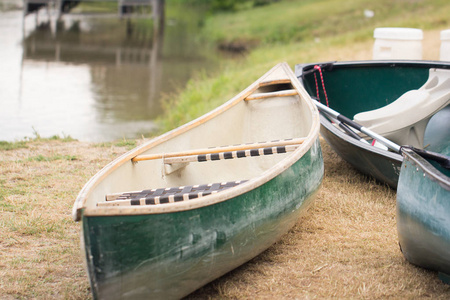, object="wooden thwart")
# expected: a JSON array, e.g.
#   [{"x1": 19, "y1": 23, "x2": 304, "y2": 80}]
[
  {"x1": 131, "y1": 138, "x2": 305, "y2": 162},
  {"x1": 163, "y1": 144, "x2": 299, "y2": 164},
  {"x1": 245, "y1": 89, "x2": 298, "y2": 101}
]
